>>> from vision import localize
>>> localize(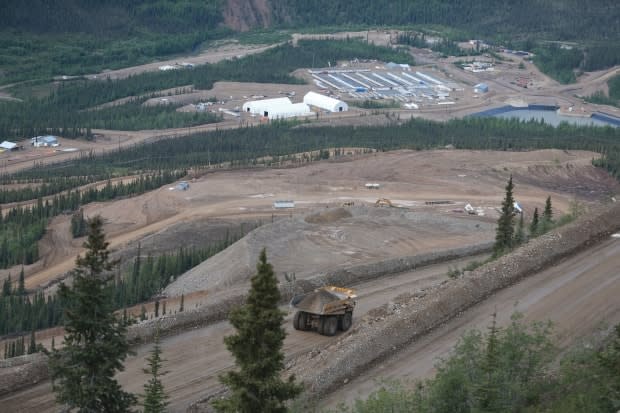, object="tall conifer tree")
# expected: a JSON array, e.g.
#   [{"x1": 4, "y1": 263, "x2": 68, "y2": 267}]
[
  {"x1": 143, "y1": 328, "x2": 169, "y2": 413},
  {"x1": 215, "y1": 249, "x2": 302, "y2": 413},
  {"x1": 494, "y1": 176, "x2": 515, "y2": 256},
  {"x1": 49, "y1": 216, "x2": 136, "y2": 412}
]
